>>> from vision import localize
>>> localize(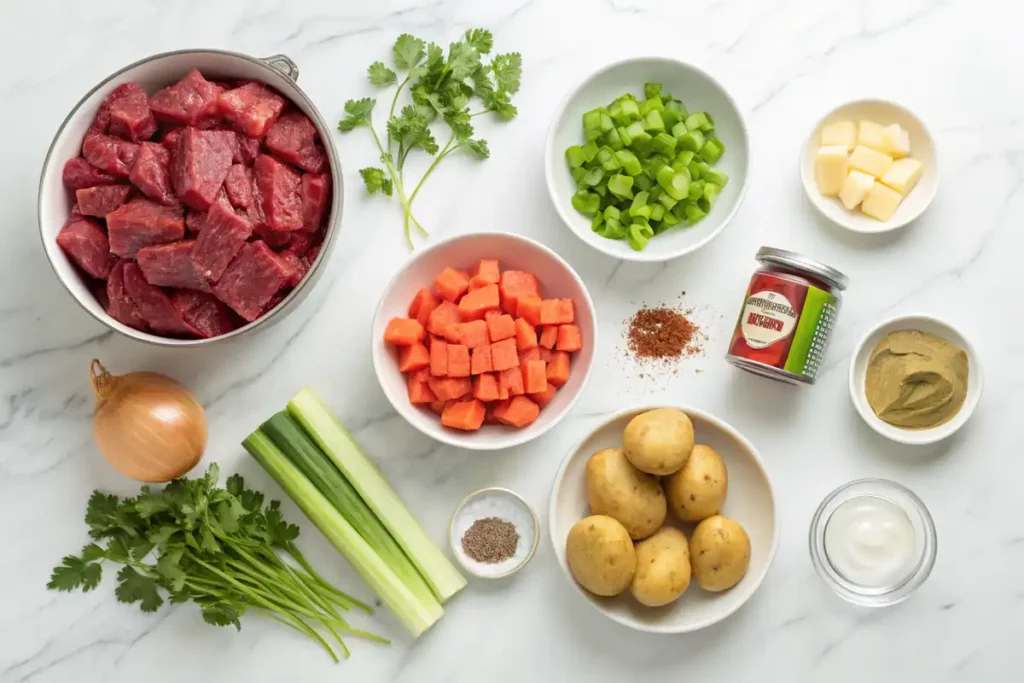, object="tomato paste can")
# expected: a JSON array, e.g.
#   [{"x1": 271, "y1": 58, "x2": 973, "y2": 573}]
[{"x1": 726, "y1": 247, "x2": 848, "y2": 385}]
